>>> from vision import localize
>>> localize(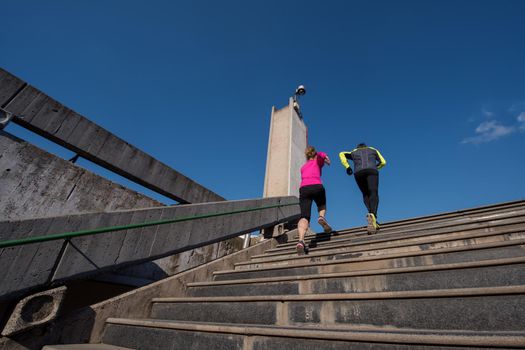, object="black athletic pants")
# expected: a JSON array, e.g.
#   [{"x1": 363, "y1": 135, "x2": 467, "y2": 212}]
[
  {"x1": 354, "y1": 169, "x2": 379, "y2": 217},
  {"x1": 299, "y1": 184, "x2": 326, "y2": 221}
]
